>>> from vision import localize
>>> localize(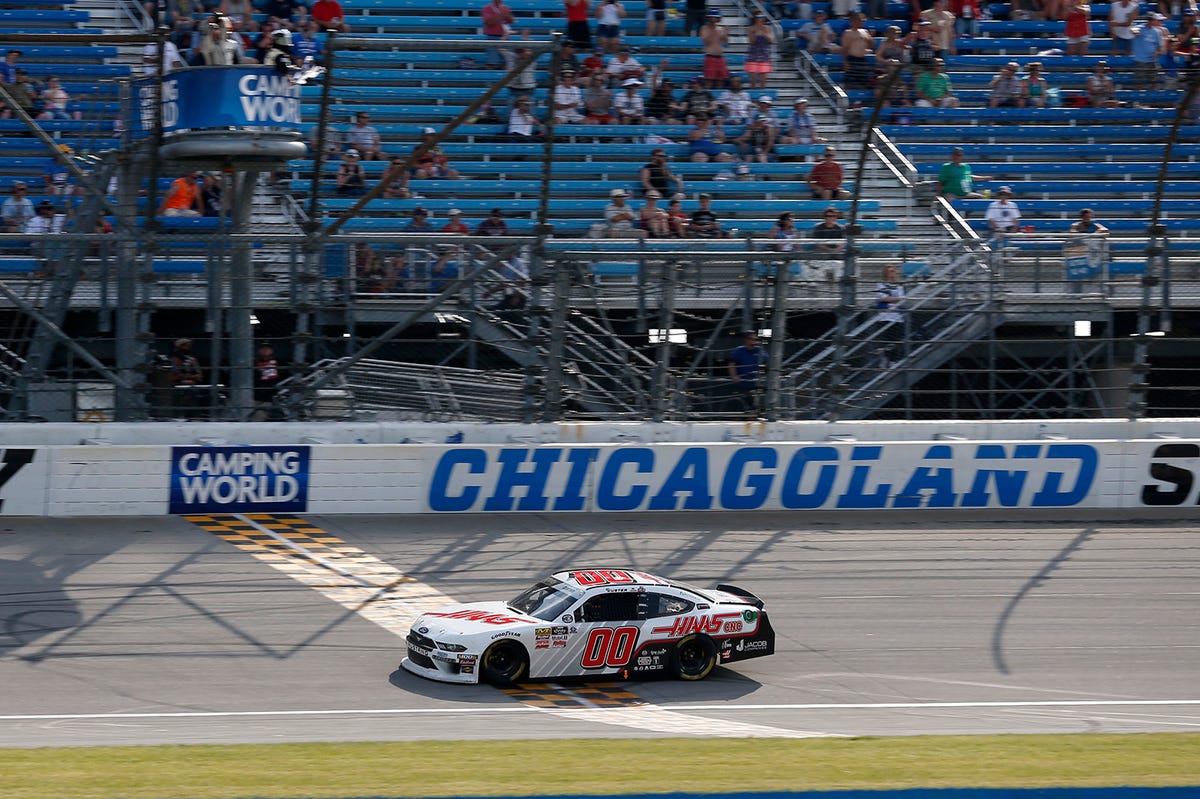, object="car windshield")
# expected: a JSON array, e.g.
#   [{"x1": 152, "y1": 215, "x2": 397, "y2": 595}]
[{"x1": 507, "y1": 578, "x2": 582, "y2": 621}]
